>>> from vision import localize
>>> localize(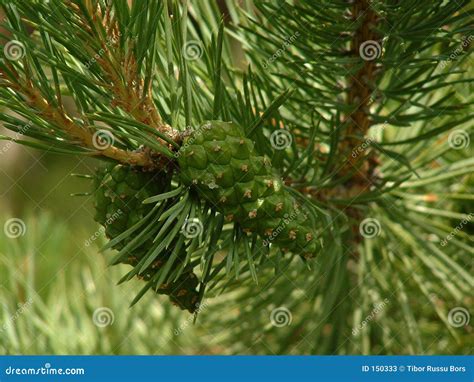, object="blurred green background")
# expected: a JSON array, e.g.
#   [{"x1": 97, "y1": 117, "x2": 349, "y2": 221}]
[
  {"x1": 0, "y1": 1, "x2": 472, "y2": 356},
  {"x1": 0, "y1": 147, "x2": 218, "y2": 354},
  {"x1": 1, "y1": 146, "x2": 471, "y2": 355}
]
